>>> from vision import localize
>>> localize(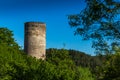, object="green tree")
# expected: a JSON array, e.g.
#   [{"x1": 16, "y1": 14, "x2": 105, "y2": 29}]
[
  {"x1": 68, "y1": 0, "x2": 120, "y2": 54},
  {"x1": 0, "y1": 27, "x2": 20, "y2": 50},
  {"x1": 0, "y1": 43, "x2": 27, "y2": 80},
  {"x1": 95, "y1": 48, "x2": 120, "y2": 80},
  {"x1": 46, "y1": 48, "x2": 78, "y2": 80},
  {"x1": 46, "y1": 48, "x2": 95, "y2": 80},
  {"x1": 0, "y1": 27, "x2": 95, "y2": 80},
  {"x1": 0, "y1": 43, "x2": 55, "y2": 80},
  {"x1": 0, "y1": 45, "x2": 95, "y2": 80},
  {"x1": 77, "y1": 67, "x2": 95, "y2": 80}
]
